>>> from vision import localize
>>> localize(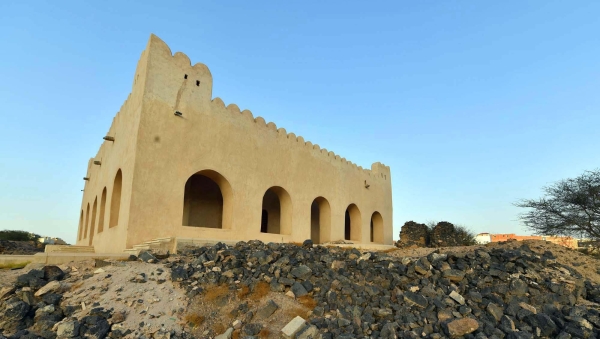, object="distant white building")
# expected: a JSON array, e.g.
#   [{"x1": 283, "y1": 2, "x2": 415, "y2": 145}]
[
  {"x1": 38, "y1": 237, "x2": 67, "y2": 245},
  {"x1": 475, "y1": 233, "x2": 491, "y2": 244}
]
